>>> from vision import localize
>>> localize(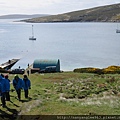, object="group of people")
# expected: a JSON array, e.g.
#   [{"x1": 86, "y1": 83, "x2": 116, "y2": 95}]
[{"x1": 0, "y1": 74, "x2": 31, "y2": 107}]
